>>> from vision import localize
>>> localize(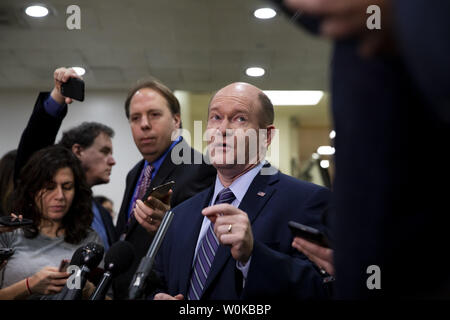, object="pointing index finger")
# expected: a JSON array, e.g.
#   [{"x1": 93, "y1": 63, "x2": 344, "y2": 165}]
[{"x1": 202, "y1": 203, "x2": 241, "y2": 218}]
